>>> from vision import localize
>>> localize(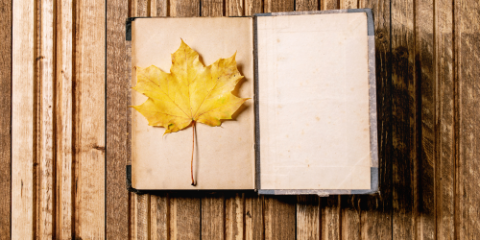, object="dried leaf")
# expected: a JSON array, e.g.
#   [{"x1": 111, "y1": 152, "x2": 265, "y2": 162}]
[{"x1": 132, "y1": 40, "x2": 249, "y2": 134}]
